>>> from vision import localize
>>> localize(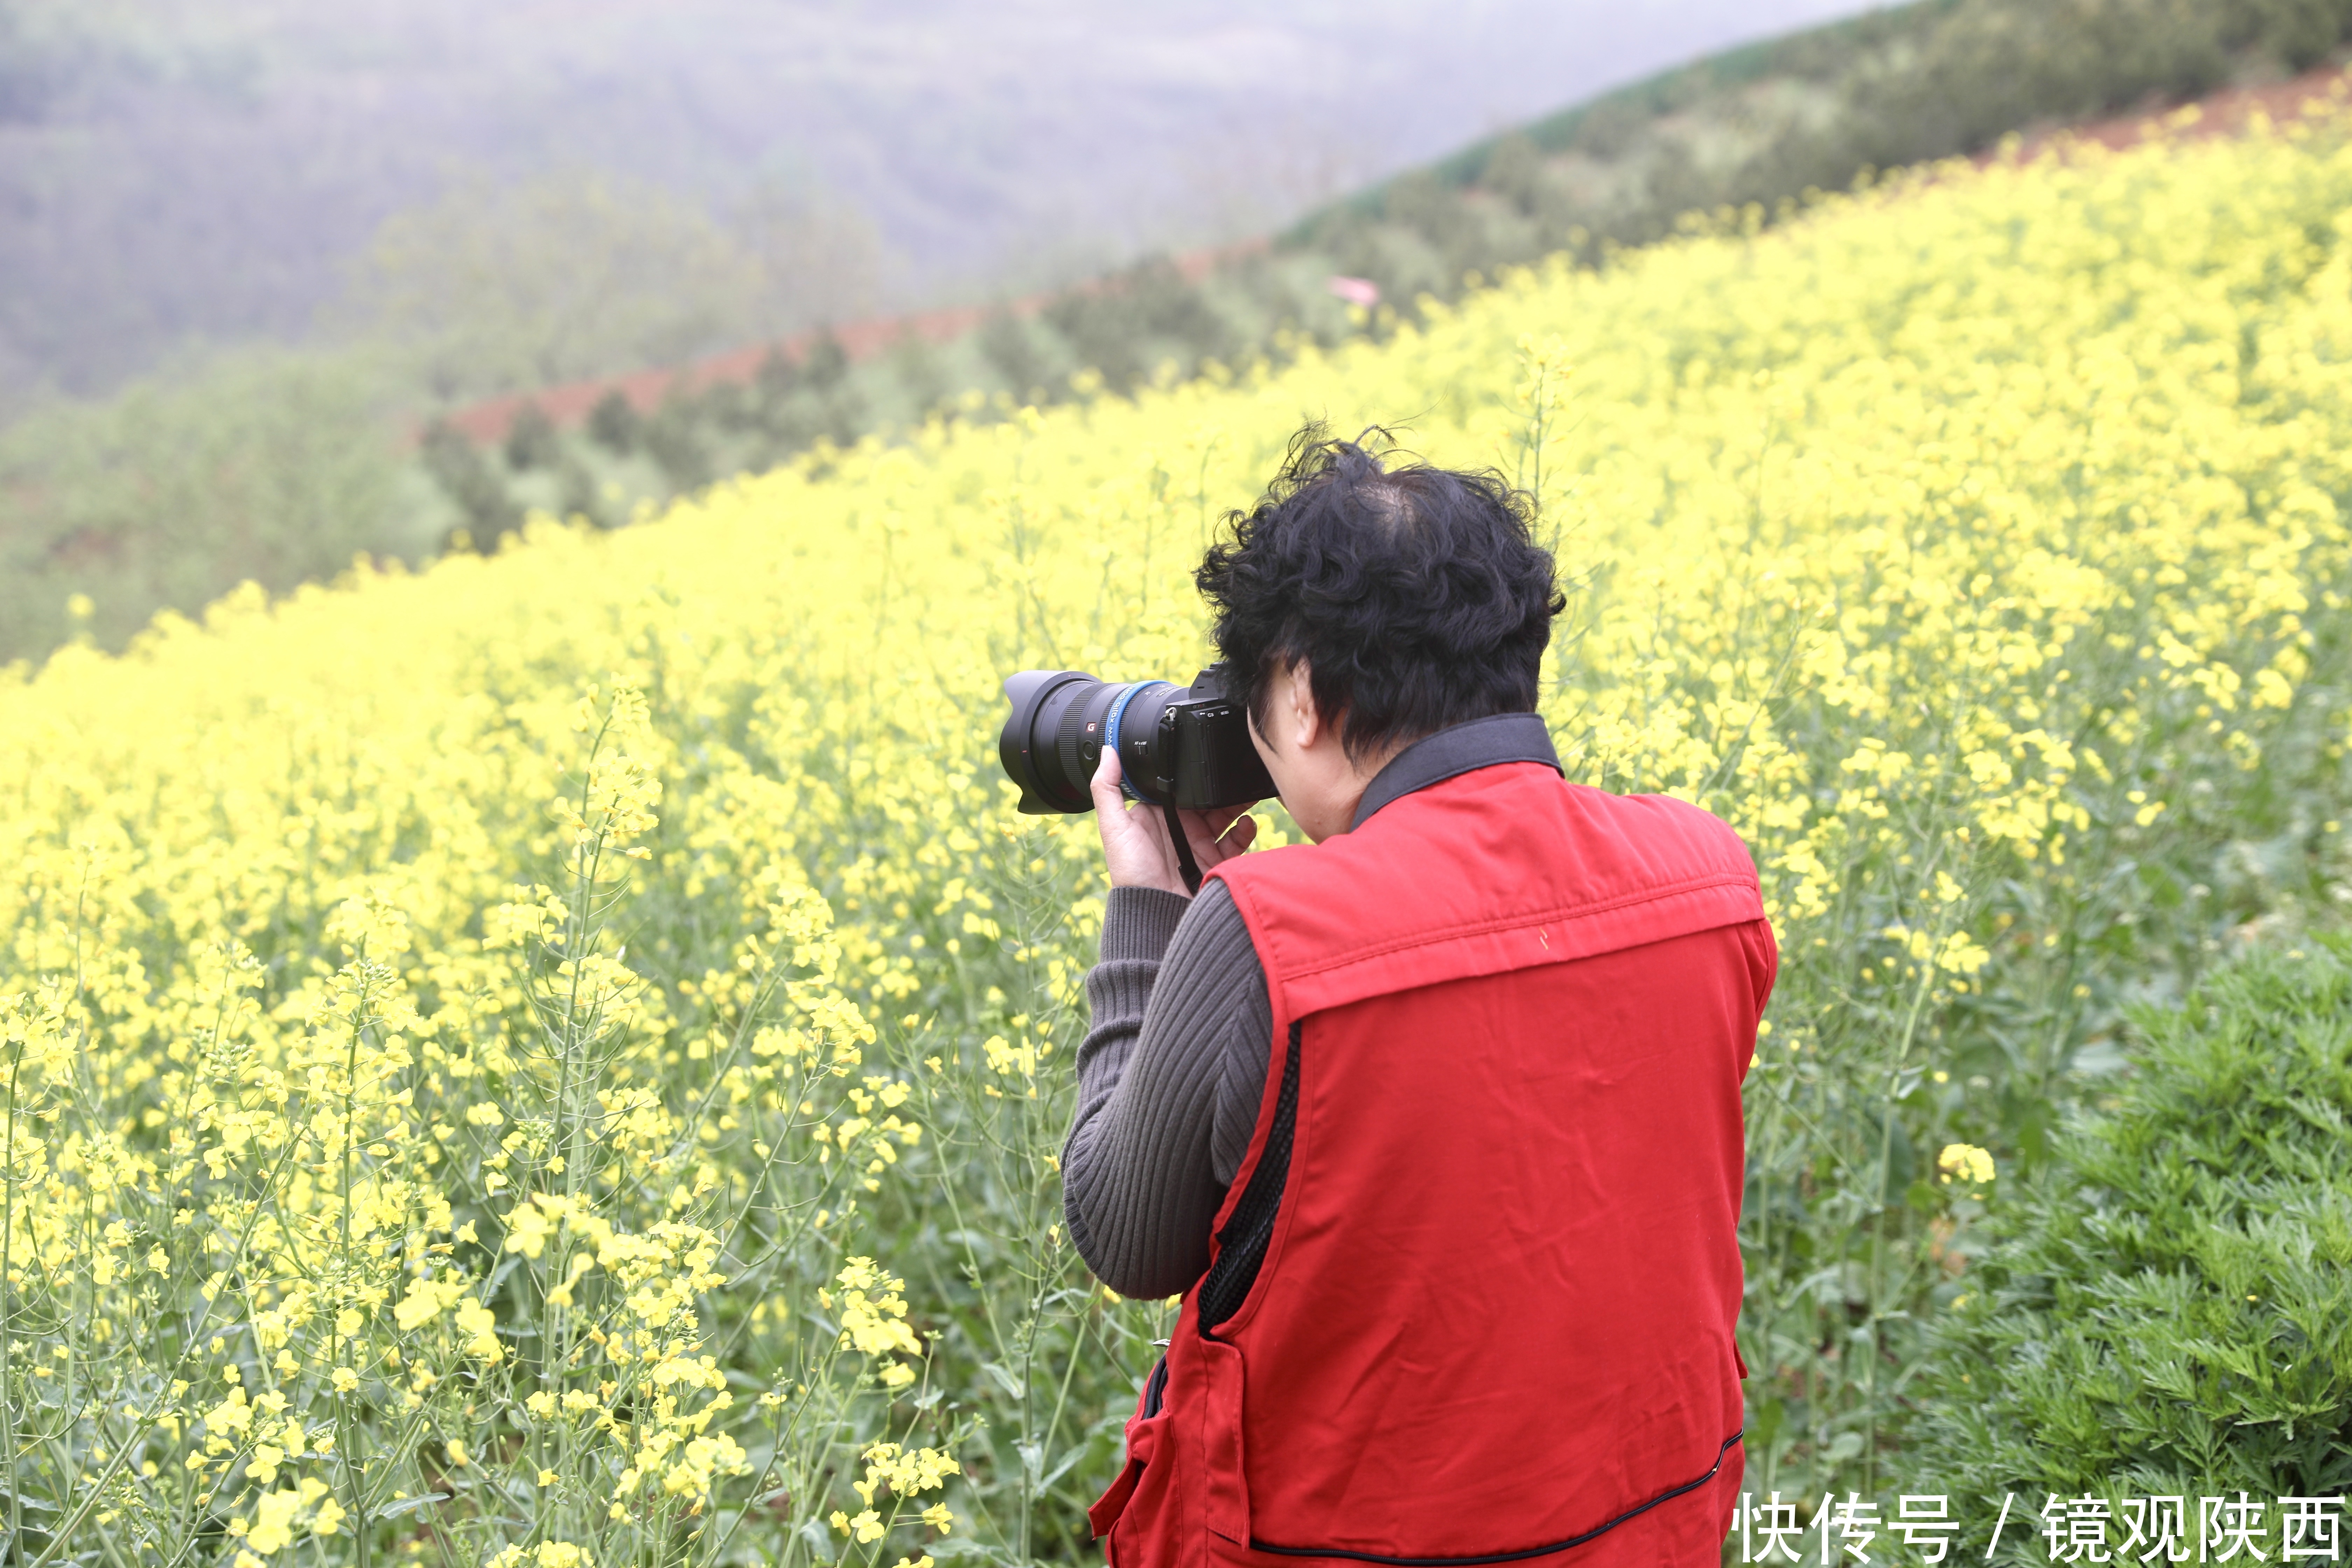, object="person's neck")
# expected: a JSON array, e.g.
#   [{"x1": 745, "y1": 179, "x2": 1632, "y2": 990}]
[{"x1": 1301, "y1": 741, "x2": 1407, "y2": 843}]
